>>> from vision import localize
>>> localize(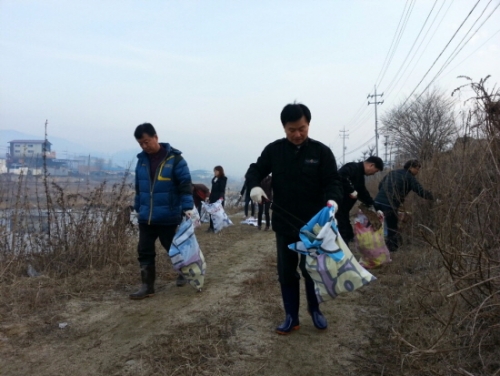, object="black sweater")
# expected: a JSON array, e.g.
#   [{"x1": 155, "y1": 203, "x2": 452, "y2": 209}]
[{"x1": 245, "y1": 138, "x2": 343, "y2": 236}]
